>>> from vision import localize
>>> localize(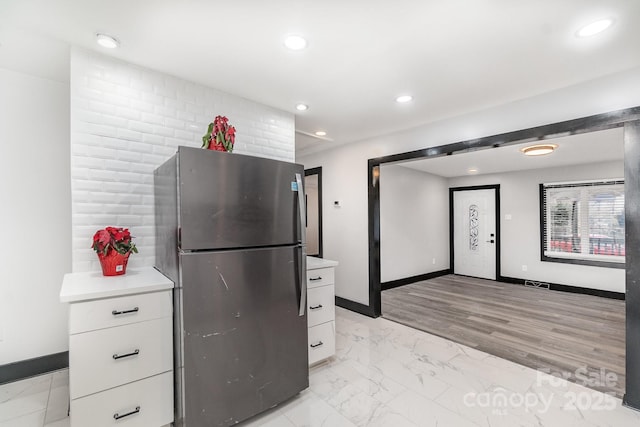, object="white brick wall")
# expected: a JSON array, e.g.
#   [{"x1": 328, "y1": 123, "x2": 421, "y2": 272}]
[{"x1": 70, "y1": 48, "x2": 295, "y2": 272}]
